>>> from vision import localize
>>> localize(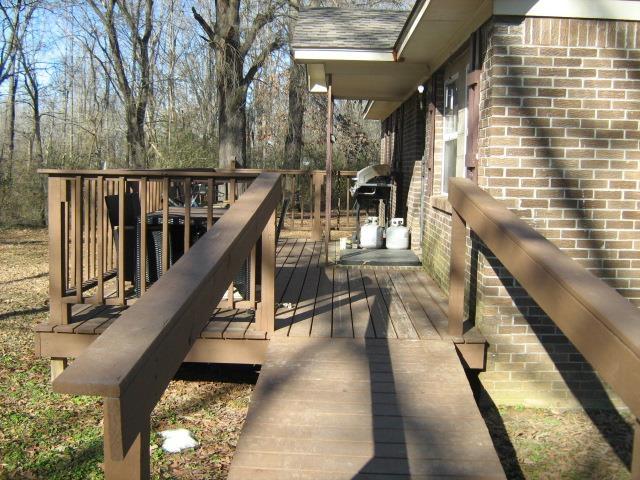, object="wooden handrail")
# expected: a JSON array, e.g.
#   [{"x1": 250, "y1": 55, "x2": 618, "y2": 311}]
[
  {"x1": 52, "y1": 172, "x2": 281, "y2": 477},
  {"x1": 38, "y1": 168, "x2": 357, "y2": 178},
  {"x1": 448, "y1": 178, "x2": 640, "y2": 476}
]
